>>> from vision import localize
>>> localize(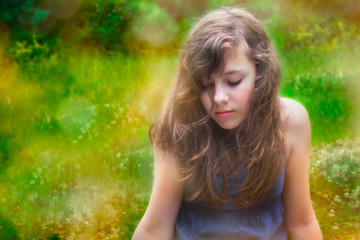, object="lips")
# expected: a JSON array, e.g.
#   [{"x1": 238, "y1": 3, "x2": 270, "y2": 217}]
[{"x1": 215, "y1": 110, "x2": 234, "y2": 118}]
